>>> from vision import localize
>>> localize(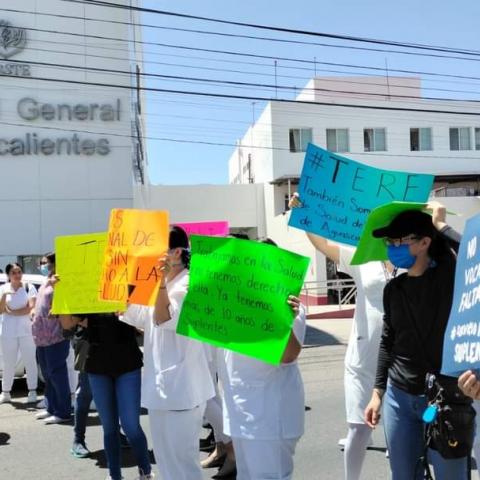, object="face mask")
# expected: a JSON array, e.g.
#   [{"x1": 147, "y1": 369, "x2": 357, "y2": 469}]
[
  {"x1": 40, "y1": 264, "x2": 50, "y2": 276},
  {"x1": 387, "y1": 244, "x2": 417, "y2": 269}
]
